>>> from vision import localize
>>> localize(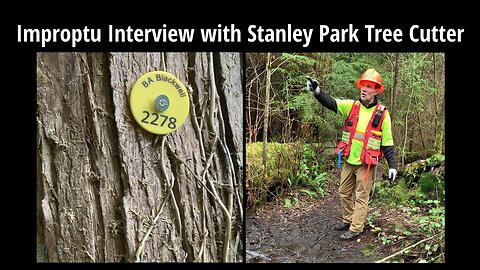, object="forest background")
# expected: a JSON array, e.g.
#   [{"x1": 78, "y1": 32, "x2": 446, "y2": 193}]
[{"x1": 246, "y1": 52, "x2": 445, "y2": 263}]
